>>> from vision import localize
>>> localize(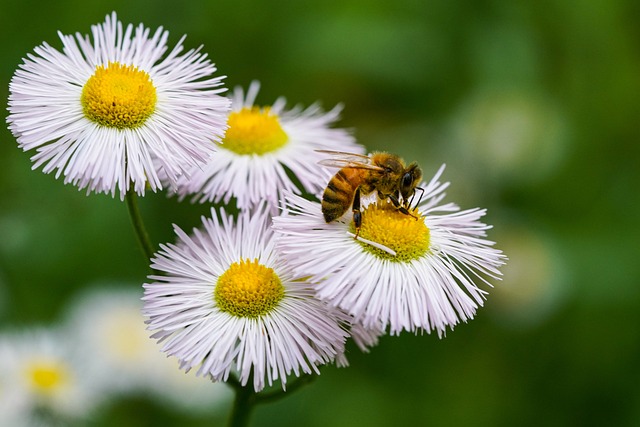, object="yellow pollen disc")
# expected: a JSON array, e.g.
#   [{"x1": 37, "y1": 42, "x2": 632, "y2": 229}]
[
  {"x1": 105, "y1": 312, "x2": 148, "y2": 360},
  {"x1": 354, "y1": 202, "x2": 430, "y2": 262},
  {"x1": 215, "y1": 258, "x2": 284, "y2": 318},
  {"x1": 223, "y1": 107, "x2": 289, "y2": 155},
  {"x1": 81, "y1": 61, "x2": 157, "y2": 129},
  {"x1": 26, "y1": 360, "x2": 69, "y2": 393}
]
